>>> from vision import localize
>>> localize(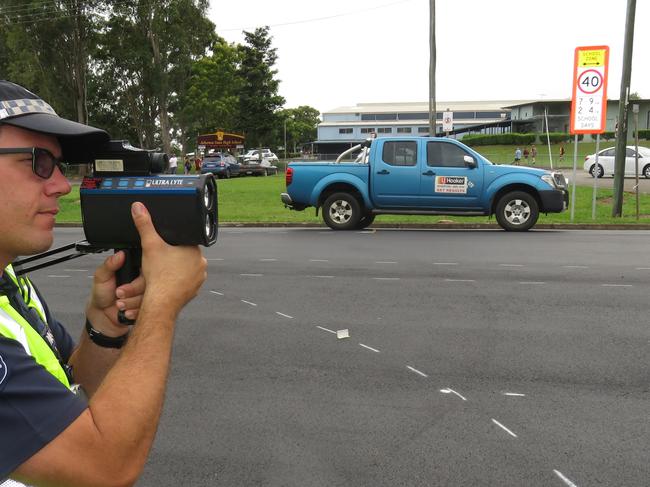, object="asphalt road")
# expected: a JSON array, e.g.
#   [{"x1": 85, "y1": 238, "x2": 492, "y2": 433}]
[
  {"x1": 33, "y1": 227, "x2": 650, "y2": 486},
  {"x1": 560, "y1": 166, "x2": 650, "y2": 193}
]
